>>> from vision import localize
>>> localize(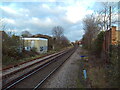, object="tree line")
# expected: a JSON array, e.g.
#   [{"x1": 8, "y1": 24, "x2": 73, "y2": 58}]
[
  {"x1": 82, "y1": 2, "x2": 118, "y2": 57},
  {"x1": 52, "y1": 26, "x2": 70, "y2": 50},
  {"x1": 1, "y1": 25, "x2": 71, "y2": 65}
]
